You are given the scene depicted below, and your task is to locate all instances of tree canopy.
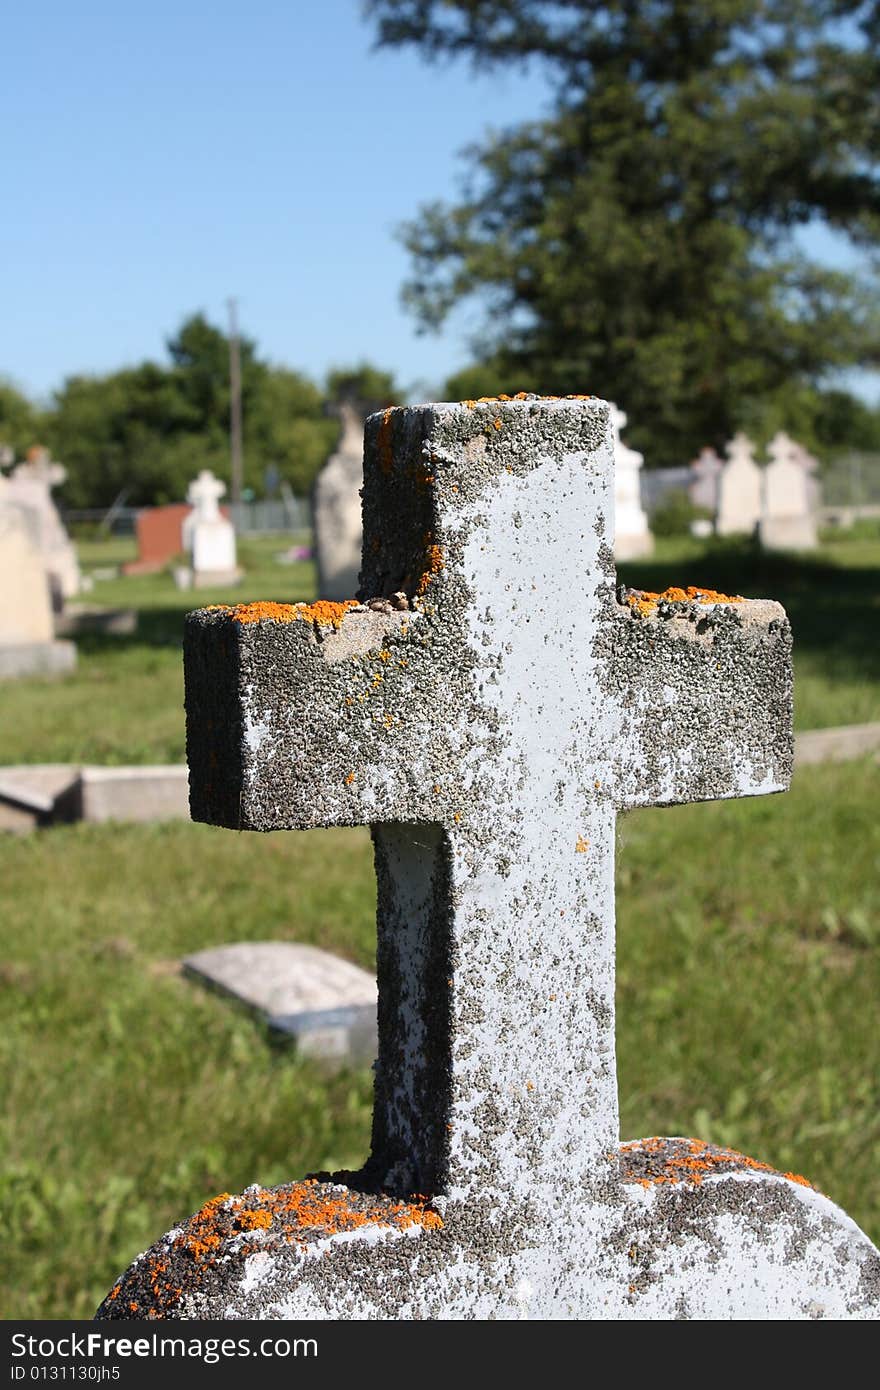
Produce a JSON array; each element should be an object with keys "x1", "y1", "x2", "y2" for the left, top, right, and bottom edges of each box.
[
  {"x1": 1, "y1": 316, "x2": 400, "y2": 509},
  {"x1": 368, "y1": 0, "x2": 880, "y2": 464}
]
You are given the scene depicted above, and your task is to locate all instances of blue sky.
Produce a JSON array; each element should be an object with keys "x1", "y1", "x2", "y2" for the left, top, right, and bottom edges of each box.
[{"x1": 2, "y1": 0, "x2": 877, "y2": 406}]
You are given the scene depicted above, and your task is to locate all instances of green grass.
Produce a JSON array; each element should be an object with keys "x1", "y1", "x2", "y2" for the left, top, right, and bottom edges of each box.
[
  {"x1": 1, "y1": 758, "x2": 876, "y2": 1318},
  {"x1": 0, "y1": 530, "x2": 876, "y2": 766}
]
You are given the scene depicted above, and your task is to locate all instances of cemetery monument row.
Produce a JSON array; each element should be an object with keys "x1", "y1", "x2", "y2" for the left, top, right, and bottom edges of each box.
[{"x1": 99, "y1": 395, "x2": 879, "y2": 1320}]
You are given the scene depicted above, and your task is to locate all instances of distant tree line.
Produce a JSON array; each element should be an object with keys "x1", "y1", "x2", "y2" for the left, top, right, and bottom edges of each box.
[{"x1": 0, "y1": 315, "x2": 400, "y2": 510}]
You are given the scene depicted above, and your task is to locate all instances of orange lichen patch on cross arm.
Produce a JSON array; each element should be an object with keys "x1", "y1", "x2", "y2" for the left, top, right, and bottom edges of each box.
[
  {"x1": 218, "y1": 600, "x2": 359, "y2": 629},
  {"x1": 620, "y1": 1137, "x2": 814, "y2": 1190},
  {"x1": 624, "y1": 586, "x2": 744, "y2": 619}
]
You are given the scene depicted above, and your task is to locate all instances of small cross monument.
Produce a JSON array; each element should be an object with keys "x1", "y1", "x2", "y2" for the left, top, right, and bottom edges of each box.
[
  {"x1": 99, "y1": 397, "x2": 879, "y2": 1320},
  {"x1": 184, "y1": 469, "x2": 239, "y2": 587}
]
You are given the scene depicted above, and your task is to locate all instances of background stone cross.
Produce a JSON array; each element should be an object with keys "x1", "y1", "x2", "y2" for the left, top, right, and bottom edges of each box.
[
  {"x1": 101, "y1": 396, "x2": 879, "y2": 1320},
  {"x1": 186, "y1": 468, "x2": 226, "y2": 523}
]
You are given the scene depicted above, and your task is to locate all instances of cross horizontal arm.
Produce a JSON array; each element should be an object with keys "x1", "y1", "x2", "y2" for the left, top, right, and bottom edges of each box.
[
  {"x1": 605, "y1": 595, "x2": 793, "y2": 811},
  {"x1": 185, "y1": 604, "x2": 458, "y2": 831}
]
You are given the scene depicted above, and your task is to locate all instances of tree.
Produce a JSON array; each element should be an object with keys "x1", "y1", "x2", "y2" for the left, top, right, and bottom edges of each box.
[
  {"x1": 367, "y1": 0, "x2": 880, "y2": 465},
  {"x1": 0, "y1": 380, "x2": 44, "y2": 458},
  {"x1": 45, "y1": 312, "x2": 402, "y2": 507},
  {"x1": 326, "y1": 363, "x2": 399, "y2": 413}
]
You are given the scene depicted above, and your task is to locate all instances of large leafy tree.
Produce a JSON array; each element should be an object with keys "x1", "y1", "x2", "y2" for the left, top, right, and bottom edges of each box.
[{"x1": 367, "y1": 0, "x2": 880, "y2": 464}]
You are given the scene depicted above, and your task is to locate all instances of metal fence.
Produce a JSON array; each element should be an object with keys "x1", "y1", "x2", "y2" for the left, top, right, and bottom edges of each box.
[{"x1": 63, "y1": 496, "x2": 313, "y2": 536}]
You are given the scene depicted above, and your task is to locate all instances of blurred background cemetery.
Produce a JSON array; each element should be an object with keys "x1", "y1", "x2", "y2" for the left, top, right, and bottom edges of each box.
[{"x1": 2, "y1": 0, "x2": 878, "y2": 1318}]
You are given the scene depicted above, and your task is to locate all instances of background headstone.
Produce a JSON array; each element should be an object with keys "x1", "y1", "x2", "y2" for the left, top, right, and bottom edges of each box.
[
  {"x1": 184, "y1": 470, "x2": 240, "y2": 587},
  {"x1": 3, "y1": 446, "x2": 81, "y2": 606},
  {"x1": 183, "y1": 941, "x2": 377, "y2": 1065},
  {"x1": 610, "y1": 403, "x2": 654, "y2": 559},
  {"x1": 715, "y1": 431, "x2": 762, "y2": 536},
  {"x1": 312, "y1": 401, "x2": 365, "y2": 600},
  {"x1": 759, "y1": 432, "x2": 818, "y2": 551},
  {"x1": 0, "y1": 476, "x2": 76, "y2": 678},
  {"x1": 123, "y1": 504, "x2": 192, "y2": 575},
  {"x1": 688, "y1": 445, "x2": 723, "y2": 514}
]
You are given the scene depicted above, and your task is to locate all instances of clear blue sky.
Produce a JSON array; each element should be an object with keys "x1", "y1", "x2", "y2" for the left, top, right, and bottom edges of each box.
[{"x1": 3, "y1": 0, "x2": 877, "y2": 406}]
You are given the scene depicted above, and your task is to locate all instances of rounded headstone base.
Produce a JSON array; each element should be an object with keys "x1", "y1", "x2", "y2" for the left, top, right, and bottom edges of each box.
[{"x1": 96, "y1": 1140, "x2": 879, "y2": 1320}]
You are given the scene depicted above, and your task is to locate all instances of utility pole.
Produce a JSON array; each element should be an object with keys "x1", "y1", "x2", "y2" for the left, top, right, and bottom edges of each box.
[{"x1": 228, "y1": 297, "x2": 244, "y2": 507}]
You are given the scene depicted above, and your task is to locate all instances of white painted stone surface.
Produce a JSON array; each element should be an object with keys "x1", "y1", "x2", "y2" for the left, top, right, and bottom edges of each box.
[
  {"x1": 716, "y1": 432, "x2": 763, "y2": 536},
  {"x1": 313, "y1": 401, "x2": 365, "y2": 601},
  {"x1": 610, "y1": 403, "x2": 654, "y2": 559}
]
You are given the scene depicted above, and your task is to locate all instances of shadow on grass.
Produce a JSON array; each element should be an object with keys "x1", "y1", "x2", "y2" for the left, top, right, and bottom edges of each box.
[{"x1": 618, "y1": 539, "x2": 880, "y2": 702}]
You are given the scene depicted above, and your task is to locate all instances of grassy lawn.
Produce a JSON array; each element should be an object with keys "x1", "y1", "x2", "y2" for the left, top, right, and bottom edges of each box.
[
  {"x1": 0, "y1": 529, "x2": 876, "y2": 766},
  {"x1": 1, "y1": 757, "x2": 876, "y2": 1318}
]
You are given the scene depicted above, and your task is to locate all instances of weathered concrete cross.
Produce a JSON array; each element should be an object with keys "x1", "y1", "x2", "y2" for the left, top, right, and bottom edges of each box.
[{"x1": 100, "y1": 397, "x2": 879, "y2": 1319}]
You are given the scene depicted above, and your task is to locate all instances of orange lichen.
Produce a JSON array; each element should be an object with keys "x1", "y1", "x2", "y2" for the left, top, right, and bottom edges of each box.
[
  {"x1": 111, "y1": 1181, "x2": 443, "y2": 1317},
  {"x1": 460, "y1": 392, "x2": 593, "y2": 406},
  {"x1": 620, "y1": 1138, "x2": 813, "y2": 1190},
  {"x1": 417, "y1": 541, "x2": 445, "y2": 596},
  {"x1": 624, "y1": 586, "x2": 743, "y2": 619},
  {"x1": 575, "y1": 835, "x2": 590, "y2": 853},
  {"x1": 215, "y1": 600, "x2": 359, "y2": 629},
  {"x1": 378, "y1": 407, "x2": 396, "y2": 476}
]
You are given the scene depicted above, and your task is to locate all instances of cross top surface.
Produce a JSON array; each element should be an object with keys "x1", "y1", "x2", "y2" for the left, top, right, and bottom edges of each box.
[
  {"x1": 100, "y1": 396, "x2": 879, "y2": 1319},
  {"x1": 186, "y1": 469, "x2": 226, "y2": 522}
]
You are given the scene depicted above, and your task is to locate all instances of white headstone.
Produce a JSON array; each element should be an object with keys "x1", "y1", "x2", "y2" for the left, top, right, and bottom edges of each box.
[
  {"x1": 759, "y1": 432, "x2": 818, "y2": 551},
  {"x1": 610, "y1": 403, "x2": 654, "y2": 559},
  {"x1": 688, "y1": 446, "x2": 723, "y2": 514},
  {"x1": 4, "y1": 447, "x2": 81, "y2": 604},
  {"x1": 312, "y1": 401, "x2": 365, "y2": 601},
  {"x1": 716, "y1": 432, "x2": 762, "y2": 536},
  {"x1": 0, "y1": 475, "x2": 76, "y2": 678},
  {"x1": 184, "y1": 471, "x2": 239, "y2": 586}
]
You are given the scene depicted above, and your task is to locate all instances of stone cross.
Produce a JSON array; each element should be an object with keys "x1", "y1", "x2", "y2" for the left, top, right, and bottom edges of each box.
[
  {"x1": 186, "y1": 469, "x2": 226, "y2": 524},
  {"x1": 100, "y1": 397, "x2": 879, "y2": 1320}
]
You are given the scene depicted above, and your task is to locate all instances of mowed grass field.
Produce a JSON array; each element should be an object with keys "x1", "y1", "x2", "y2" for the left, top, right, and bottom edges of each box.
[{"x1": 1, "y1": 527, "x2": 878, "y2": 1317}]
